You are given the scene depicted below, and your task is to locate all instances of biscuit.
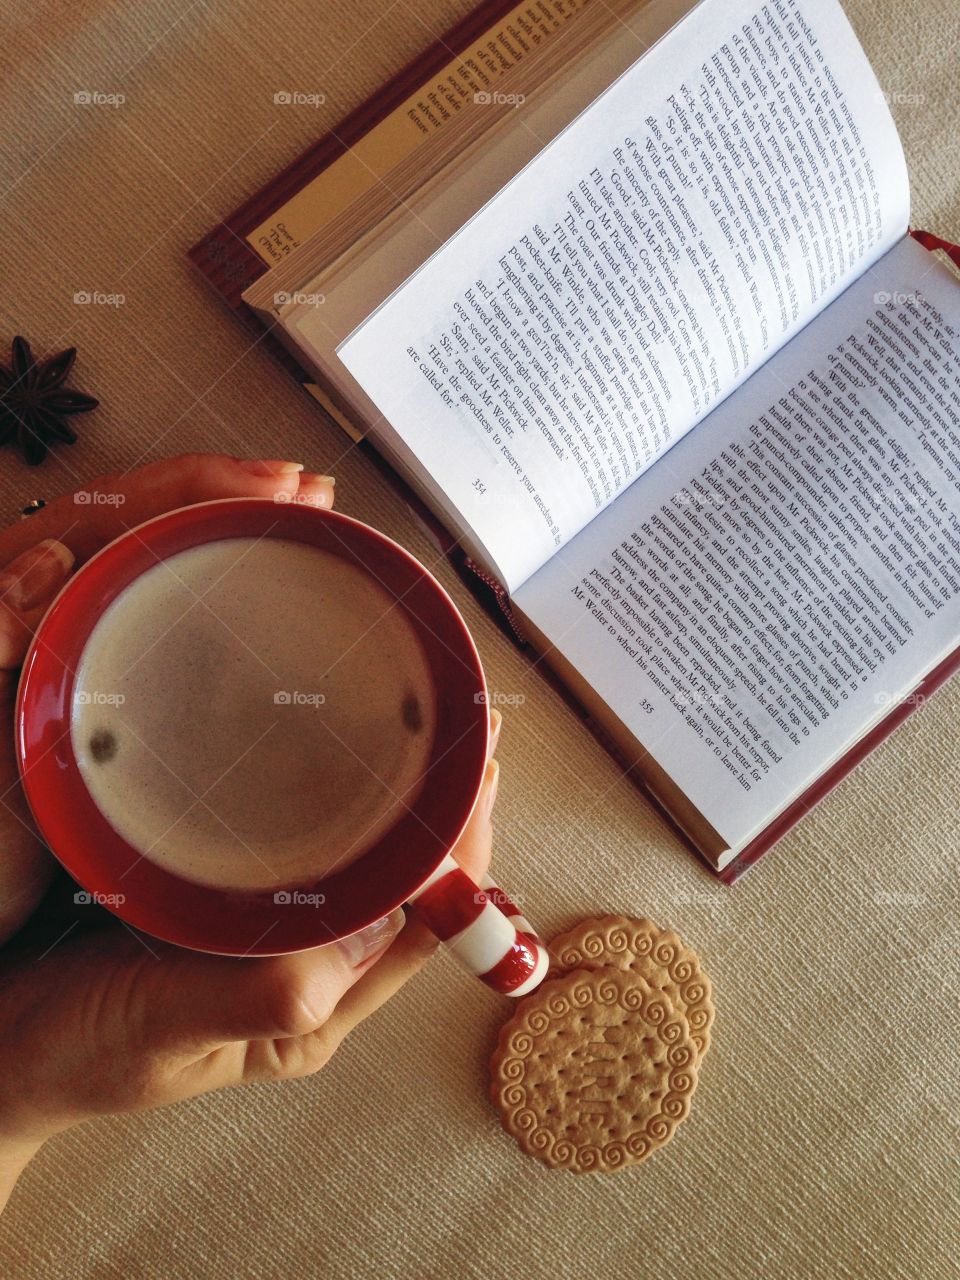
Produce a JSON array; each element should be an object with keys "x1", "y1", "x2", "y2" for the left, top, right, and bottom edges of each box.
[
  {"x1": 549, "y1": 915, "x2": 714, "y2": 1058},
  {"x1": 490, "y1": 967, "x2": 698, "y2": 1172}
]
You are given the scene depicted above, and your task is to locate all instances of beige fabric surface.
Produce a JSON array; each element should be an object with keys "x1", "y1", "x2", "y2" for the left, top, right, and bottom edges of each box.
[{"x1": 1, "y1": 1, "x2": 958, "y2": 1276}]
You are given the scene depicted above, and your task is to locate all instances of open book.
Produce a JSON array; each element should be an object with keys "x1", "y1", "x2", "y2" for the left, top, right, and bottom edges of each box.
[{"x1": 194, "y1": 0, "x2": 960, "y2": 877}]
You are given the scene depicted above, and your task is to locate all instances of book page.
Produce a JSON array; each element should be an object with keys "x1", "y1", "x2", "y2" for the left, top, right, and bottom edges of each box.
[
  {"x1": 514, "y1": 236, "x2": 960, "y2": 857},
  {"x1": 338, "y1": 0, "x2": 909, "y2": 591},
  {"x1": 275, "y1": 2, "x2": 695, "y2": 581}
]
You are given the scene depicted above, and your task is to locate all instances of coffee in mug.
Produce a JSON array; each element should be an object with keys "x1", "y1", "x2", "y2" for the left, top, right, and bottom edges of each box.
[
  {"x1": 71, "y1": 536, "x2": 438, "y2": 892},
  {"x1": 19, "y1": 498, "x2": 547, "y2": 994}
]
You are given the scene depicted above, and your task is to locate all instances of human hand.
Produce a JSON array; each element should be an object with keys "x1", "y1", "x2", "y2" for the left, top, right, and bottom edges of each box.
[
  {"x1": 0, "y1": 455, "x2": 501, "y2": 1209},
  {"x1": 0, "y1": 453, "x2": 336, "y2": 944}
]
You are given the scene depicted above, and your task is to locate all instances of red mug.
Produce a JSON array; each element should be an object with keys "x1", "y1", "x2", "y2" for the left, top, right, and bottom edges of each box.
[{"x1": 15, "y1": 498, "x2": 548, "y2": 996}]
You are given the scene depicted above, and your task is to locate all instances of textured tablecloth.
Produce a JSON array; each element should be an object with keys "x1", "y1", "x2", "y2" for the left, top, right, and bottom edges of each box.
[{"x1": 1, "y1": 1, "x2": 958, "y2": 1276}]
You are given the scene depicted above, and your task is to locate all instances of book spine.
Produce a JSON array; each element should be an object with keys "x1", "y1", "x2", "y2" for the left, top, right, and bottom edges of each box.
[
  {"x1": 188, "y1": 0, "x2": 581, "y2": 305},
  {"x1": 461, "y1": 558, "x2": 528, "y2": 644}
]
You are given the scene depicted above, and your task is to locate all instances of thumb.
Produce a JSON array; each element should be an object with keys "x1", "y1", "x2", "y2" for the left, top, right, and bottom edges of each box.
[{"x1": 140, "y1": 910, "x2": 406, "y2": 1054}]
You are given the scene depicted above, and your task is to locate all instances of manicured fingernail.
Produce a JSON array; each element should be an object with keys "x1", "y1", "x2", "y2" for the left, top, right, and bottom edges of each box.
[
  {"x1": 300, "y1": 473, "x2": 335, "y2": 486},
  {"x1": 485, "y1": 758, "x2": 500, "y2": 815},
  {"x1": 489, "y1": 708, "x2": 502, "y2": 754},
  {"x1": 239, "y1": 459, "x2": 304, "y2": 477},
  {"x1": 0, "y1": 539, "x2": 75, "y2": 610},
  {"x1": 337, "y1": 908, "x2": 405, "y2": 967}
]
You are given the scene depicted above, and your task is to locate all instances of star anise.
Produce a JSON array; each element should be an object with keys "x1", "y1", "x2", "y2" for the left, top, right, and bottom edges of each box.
[{"x1": 0, "y1": 336, "x2": 99, "y2": 466}]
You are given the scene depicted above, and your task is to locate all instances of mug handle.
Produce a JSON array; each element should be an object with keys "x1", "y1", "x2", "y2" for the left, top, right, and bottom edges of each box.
[{"x1": 406, "y1": 853, "x2": 549, "y2": 996}]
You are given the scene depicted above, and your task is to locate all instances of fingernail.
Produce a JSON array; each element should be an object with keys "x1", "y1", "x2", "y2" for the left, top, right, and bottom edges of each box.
[
  {"x1": 485, "y1": 758, "x2": 500, "y2": 815},
  {"x1": 337, "y1": 908, "x2": 405, "y2": 968},
  {"x1": 239, "y1": 459, "x2": 304, "y2": 477},
  {"x1": 489, "y1": 708, "x2": 502, "y2": 754},
  {"x1": 0, "y1": 539, "x2": 75, "y2": 610},
  {"x1": 300, "y1": 473, "x2": 335, "y2": 486}
]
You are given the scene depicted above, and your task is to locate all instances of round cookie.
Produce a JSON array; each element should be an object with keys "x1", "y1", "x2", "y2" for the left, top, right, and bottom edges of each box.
[
  {"x1": 490, "y1": 967, "x2": 699, "y2": 1173},
  {"x1": 548, "y1": 915, "x2": 714, "y2": 1059}
]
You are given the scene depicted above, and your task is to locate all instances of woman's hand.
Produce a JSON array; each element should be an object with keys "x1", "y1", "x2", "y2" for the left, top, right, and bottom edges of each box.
[
  {"x1": 0, "y1": 455, "x2": 501, "y2": 1211},
  {"x1": 0, "y1": 454, "x2": 337, "y2": 944}
]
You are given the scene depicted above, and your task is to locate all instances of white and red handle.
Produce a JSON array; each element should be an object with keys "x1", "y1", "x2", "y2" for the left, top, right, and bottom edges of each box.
[{"x1": 406, "y1": 854, "x2": 548, "y2": 996}]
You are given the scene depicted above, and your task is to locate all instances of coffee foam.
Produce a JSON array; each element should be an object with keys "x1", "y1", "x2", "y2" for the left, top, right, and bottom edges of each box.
[{"x1": 71, "y1": 537, "x2": 437, "y2": 891}]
